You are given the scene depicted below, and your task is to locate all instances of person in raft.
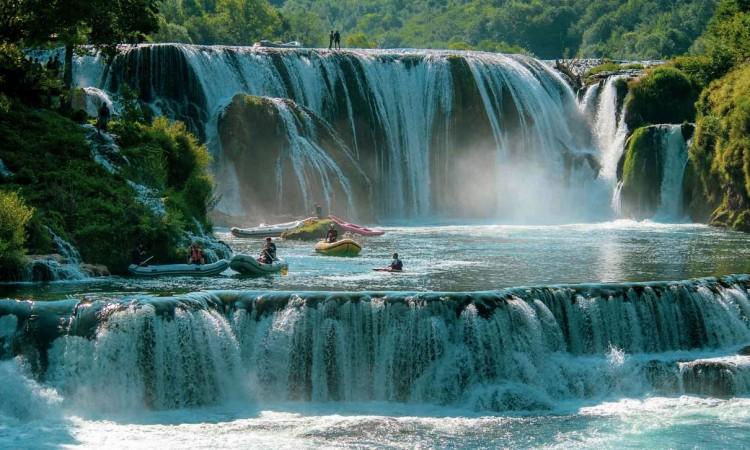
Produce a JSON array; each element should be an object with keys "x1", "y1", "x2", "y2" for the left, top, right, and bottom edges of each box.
[
  {"x1": 188, "y1": 242, "x2": 205, "y2": 265},
  {"x1": 325, "y1": 223, "x2": 338, "y2": 243},
  {"x1": 131, "y1": 243, "x2": 147, "y2": 266},
  {"x1": 390, "y1": 253, "x2": 403, "y2": 271},
  {"x1": 258, "y1": 237, "x2": 277, "y2": 264}
]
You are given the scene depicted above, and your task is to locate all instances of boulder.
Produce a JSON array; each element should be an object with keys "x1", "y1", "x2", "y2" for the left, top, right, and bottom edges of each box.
[{"x1": 281, "y1": 219, "x2": 343, "y2": 241}]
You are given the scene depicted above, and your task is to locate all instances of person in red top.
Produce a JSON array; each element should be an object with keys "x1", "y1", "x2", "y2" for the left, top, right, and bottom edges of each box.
[{"x1": 187, "y1": 242, "x2": 205, "y2": 265}]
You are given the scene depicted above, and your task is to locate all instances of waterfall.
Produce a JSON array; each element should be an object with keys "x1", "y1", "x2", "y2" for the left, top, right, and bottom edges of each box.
[
  {"x1": 653, "y1": 125, "x2": 689, "y2": 221},
  {"x1": 270, "y1": 98, "x2": 357, "y2": 215},
  {"x1": 70, "y1": 45, "x2": 604, "y2": 221},
  {"x1": 588, "y1": 76, "x2": 629, "y2": 182},
  {"x1": 3, "y1": 276, "x2": 750, "y2": 412}
]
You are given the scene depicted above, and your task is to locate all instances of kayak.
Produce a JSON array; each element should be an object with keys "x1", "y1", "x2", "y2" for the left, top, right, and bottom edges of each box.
[
  {"x1": 328, "y1": 215, "x2": 385, "y2": 236},
  {"x1": 230, "y1": 254, "x2": 288, "y2": 275},
  {"x1": 373, "y1": 268, "x2": 403, "y2": 273},
  {"x1": 314, "y1": 239, "x2": 362, "y2": 257},
  {"x1": 231, "y1": 220, "x2": 302, "y2": 238},
  {"x1": 128, "y1": 259, "x2": 229, "y2": 277}
]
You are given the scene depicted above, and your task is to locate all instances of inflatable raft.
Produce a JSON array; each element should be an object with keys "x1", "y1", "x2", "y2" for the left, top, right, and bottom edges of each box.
[
  {"x1": 231, "y1": 220, "x2": 302, "y2": 238},
  {"x1": 128, "y1": 260, "x2": 229, "y2": 277},
  {"x1": 329, "y1": 215, "x2": 385, "y2": 236},
  {"x1": 314, "y1": 239, "x2": 362, "y2": 257},
  {"x1": 230, "y1": 254, "x2": 288, "y2": 275}
]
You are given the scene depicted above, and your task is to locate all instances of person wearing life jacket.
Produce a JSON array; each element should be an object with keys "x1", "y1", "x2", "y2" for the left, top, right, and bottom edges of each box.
[
  {"x1": 188, "y1": 242, "x2": 205, "y2": 265},
  {"x1": 389, "y1": 253, "x2": 403, "y2": 271},
  {"x1": 258, "y1": 237, "x2": 277, "y2": 264},
  {"x1": 325, "y1": 223, "x2": 338, "y2": 243}
]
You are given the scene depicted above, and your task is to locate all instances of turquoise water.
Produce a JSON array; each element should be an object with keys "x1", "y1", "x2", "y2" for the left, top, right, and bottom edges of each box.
[
  {"x1": 2, "y1": 221, "x2": 749, "y2": 298},
  {"x1": 2, "y1": 221, "x2": 750, "y2": 449}
]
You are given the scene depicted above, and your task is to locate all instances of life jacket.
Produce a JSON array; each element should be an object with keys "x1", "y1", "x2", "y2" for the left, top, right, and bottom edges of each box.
[{"x1": 190, "y1": 246, "x2": 202, "y2": 261}]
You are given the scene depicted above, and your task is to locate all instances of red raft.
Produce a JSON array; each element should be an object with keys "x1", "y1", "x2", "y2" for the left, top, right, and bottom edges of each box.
[{"x1": 329, "y1": 215, "x2": 385, "y2": 236}]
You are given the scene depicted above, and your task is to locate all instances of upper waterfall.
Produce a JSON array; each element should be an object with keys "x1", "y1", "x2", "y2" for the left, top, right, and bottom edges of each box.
[{"x1": 71, "y1": 44, "x2": 607, "y2": 222}]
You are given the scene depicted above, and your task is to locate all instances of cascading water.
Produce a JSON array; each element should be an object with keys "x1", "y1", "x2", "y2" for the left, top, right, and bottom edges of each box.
[
  {"x1": 653, "y1": 124, "x2": 689, "y2": 221},
  {"x1": 2, "y1": 276, "x2": 749, "y2": 413},
  {"x1": 591, "y1": 76, "x2": 629, "y2": 182},
  {"x1": 69, "y1": 45, "x2": 607, "y2": 222},
  {"x1": 270, "y1": 98, "x2": 357, "y2": 216}
]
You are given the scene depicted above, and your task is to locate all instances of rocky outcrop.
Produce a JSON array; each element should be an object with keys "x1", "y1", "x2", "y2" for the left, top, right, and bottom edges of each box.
[{"x1": 217, "y1": 94, "x2": 372, "y2": 223}]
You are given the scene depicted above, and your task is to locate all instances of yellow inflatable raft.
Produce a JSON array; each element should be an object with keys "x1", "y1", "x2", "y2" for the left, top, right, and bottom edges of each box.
[{"x1": 314, "y1": 239, "x2": 362, "y2": 257}]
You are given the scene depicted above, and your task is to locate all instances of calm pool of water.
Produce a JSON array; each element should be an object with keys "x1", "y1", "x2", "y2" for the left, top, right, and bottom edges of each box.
[{"x1": 2, "y1": 220, "x2": 749, "y2": 299}]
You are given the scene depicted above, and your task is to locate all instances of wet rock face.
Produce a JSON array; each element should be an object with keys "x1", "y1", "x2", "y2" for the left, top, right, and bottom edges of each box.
[
  {"x1": 680, "y1": 358, "x2": 750, "y2": 398},
  {"x1": 217, "y1": 94, "x2": 372, "y2": 223}
]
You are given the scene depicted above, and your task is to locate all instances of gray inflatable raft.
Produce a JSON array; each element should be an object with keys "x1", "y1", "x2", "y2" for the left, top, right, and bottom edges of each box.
[
  {"x1": 230, "y1": 254, "x2": 288, "y2": 275},
  {"x1": 128, "y1": 259, "x2": 230, "y2": 277}
]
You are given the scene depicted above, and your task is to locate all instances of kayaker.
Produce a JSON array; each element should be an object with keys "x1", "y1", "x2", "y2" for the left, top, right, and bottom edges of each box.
[
  {"x1": 389, "y1": 253, "x2": 403, "y2": 271},
  {"x1": 325, "y1": 223, "x2": 338, "y2": 243},
  {"x1": 188, "y1": 242, "x2": 205, "y2": 265}
]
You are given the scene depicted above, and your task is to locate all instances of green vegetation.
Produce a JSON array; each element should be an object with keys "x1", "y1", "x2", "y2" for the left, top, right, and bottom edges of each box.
[
  {"x1": 3, "y1": 0, "x2": 159, "y2": 89},
  {"x1": 152, "y1": 0, "x2": 720, "y2": 58},
  {"x1": 688, "y1": 64, "x2": 750, "y2": 230},
  {"x1": 625, "y1": 66, "x2": 699, "y2": 129},
  {"x1": 0, "y1": 190, "x2": 33, "y2": 272},
  {"x1": 154, "y1": 0, "x2": 284, "y2": 45},
  {"x1": 620, "y1": 127, "x2": 663, "y2": 219},
  {"x1": 281, "y1": 219, "x2": 340, "y2": 240},
  {"x1": 0, "y1": 103, "x2": 213, "y2": 275}
]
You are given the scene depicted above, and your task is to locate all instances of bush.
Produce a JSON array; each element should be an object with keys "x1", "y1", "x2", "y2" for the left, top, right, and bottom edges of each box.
[
  {"x1": 114, "y1": 116, "x2": 213, "y2": 232},
  {"x1": 0, "y1": 190, "x2": 33, "y2": 270},
  {"x1": 0, "y1": 105, "x2": 212, "y2": 273},
  {"x1": 625, "y1": 66, "x2": 699, "y2": 129}
]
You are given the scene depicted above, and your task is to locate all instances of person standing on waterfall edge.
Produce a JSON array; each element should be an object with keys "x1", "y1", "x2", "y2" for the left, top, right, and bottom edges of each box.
[
  {"x1": 334, "y1": 30, "x2": 341, "y2": 50},
  {"x1": 328, "y1": 30, "x2": 335, "y2": 50}
]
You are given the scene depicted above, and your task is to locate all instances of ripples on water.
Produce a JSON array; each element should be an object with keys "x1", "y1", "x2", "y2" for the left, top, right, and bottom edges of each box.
[
  {"x1": 2, "y1": 221, "x2": 750, "y2": 449},
  {"x1": 2, "y1": 221, "x2": 749, "y2": 299}
]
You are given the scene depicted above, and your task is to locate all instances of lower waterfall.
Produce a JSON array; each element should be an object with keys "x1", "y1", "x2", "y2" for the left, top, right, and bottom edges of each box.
[{"x1": 2, "y1": 276, "x2": 749, "y2": 413}]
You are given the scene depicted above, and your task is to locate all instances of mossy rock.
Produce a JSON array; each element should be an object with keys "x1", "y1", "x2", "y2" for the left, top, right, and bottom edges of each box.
[
  {"x1": 689, "y1": 63, "x2": 750, "y2": 232},
  {"x1": 625, "y1": 66, "x2": 699, "y2": 129},
  {"x1": 281, "y1": 219, "x2": 342, "y2": 241},
  {"x1": 619, "y1": 127, "x2": 663, "y2": 219}
]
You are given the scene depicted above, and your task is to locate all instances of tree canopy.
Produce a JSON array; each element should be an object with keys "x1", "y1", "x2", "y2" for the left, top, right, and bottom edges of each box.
[{"x1": 153, "y1": 0, "x2": 721, "y2": 59}]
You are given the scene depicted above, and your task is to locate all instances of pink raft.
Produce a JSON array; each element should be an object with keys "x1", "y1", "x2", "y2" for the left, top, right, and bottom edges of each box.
[{"x1": 329, "y1": 215, "x2": 385, "y2": 236}]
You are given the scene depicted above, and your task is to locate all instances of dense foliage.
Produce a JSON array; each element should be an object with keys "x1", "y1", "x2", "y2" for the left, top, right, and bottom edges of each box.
[
  {"x1": 1, "y1": 0, "x2": 159, "y2": 88},
  {"x1": 0, "y1": 103, "x2": 213, "y2": 274},
  {"x1": 0, "y1": 190, "x2": 33, "y2": 272},
  {"x1": 688, "y1": 64, "x2": 750, "y2": 230},
  {"x1": 153, "y1": 0, "x2": 718, "y2": 59},
  {"x1": 625, "y1": 66, "x2": 699, "y2": 129}
]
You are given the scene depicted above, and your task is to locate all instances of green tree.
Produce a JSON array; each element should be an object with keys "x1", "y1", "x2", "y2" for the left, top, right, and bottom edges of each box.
[
  {"x1": 345, "y1": 32, "x2": 376, "y2": 48},
  {"x1": 0, "y1": 190, "x2": 33, "y2": 270},
  {"x1": 19, "y1": 0, "x2": 160, "y2": 89}
]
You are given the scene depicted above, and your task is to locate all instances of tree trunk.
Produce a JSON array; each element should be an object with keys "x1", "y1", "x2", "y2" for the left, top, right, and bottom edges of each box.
[{"x1": 63, "y1": 43, "x2": 74, "y2": 90}]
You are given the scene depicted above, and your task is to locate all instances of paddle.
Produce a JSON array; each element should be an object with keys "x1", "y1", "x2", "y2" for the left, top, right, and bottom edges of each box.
[{"x1": 139, "y1": 256, "x2": 154, "y2": 266}]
